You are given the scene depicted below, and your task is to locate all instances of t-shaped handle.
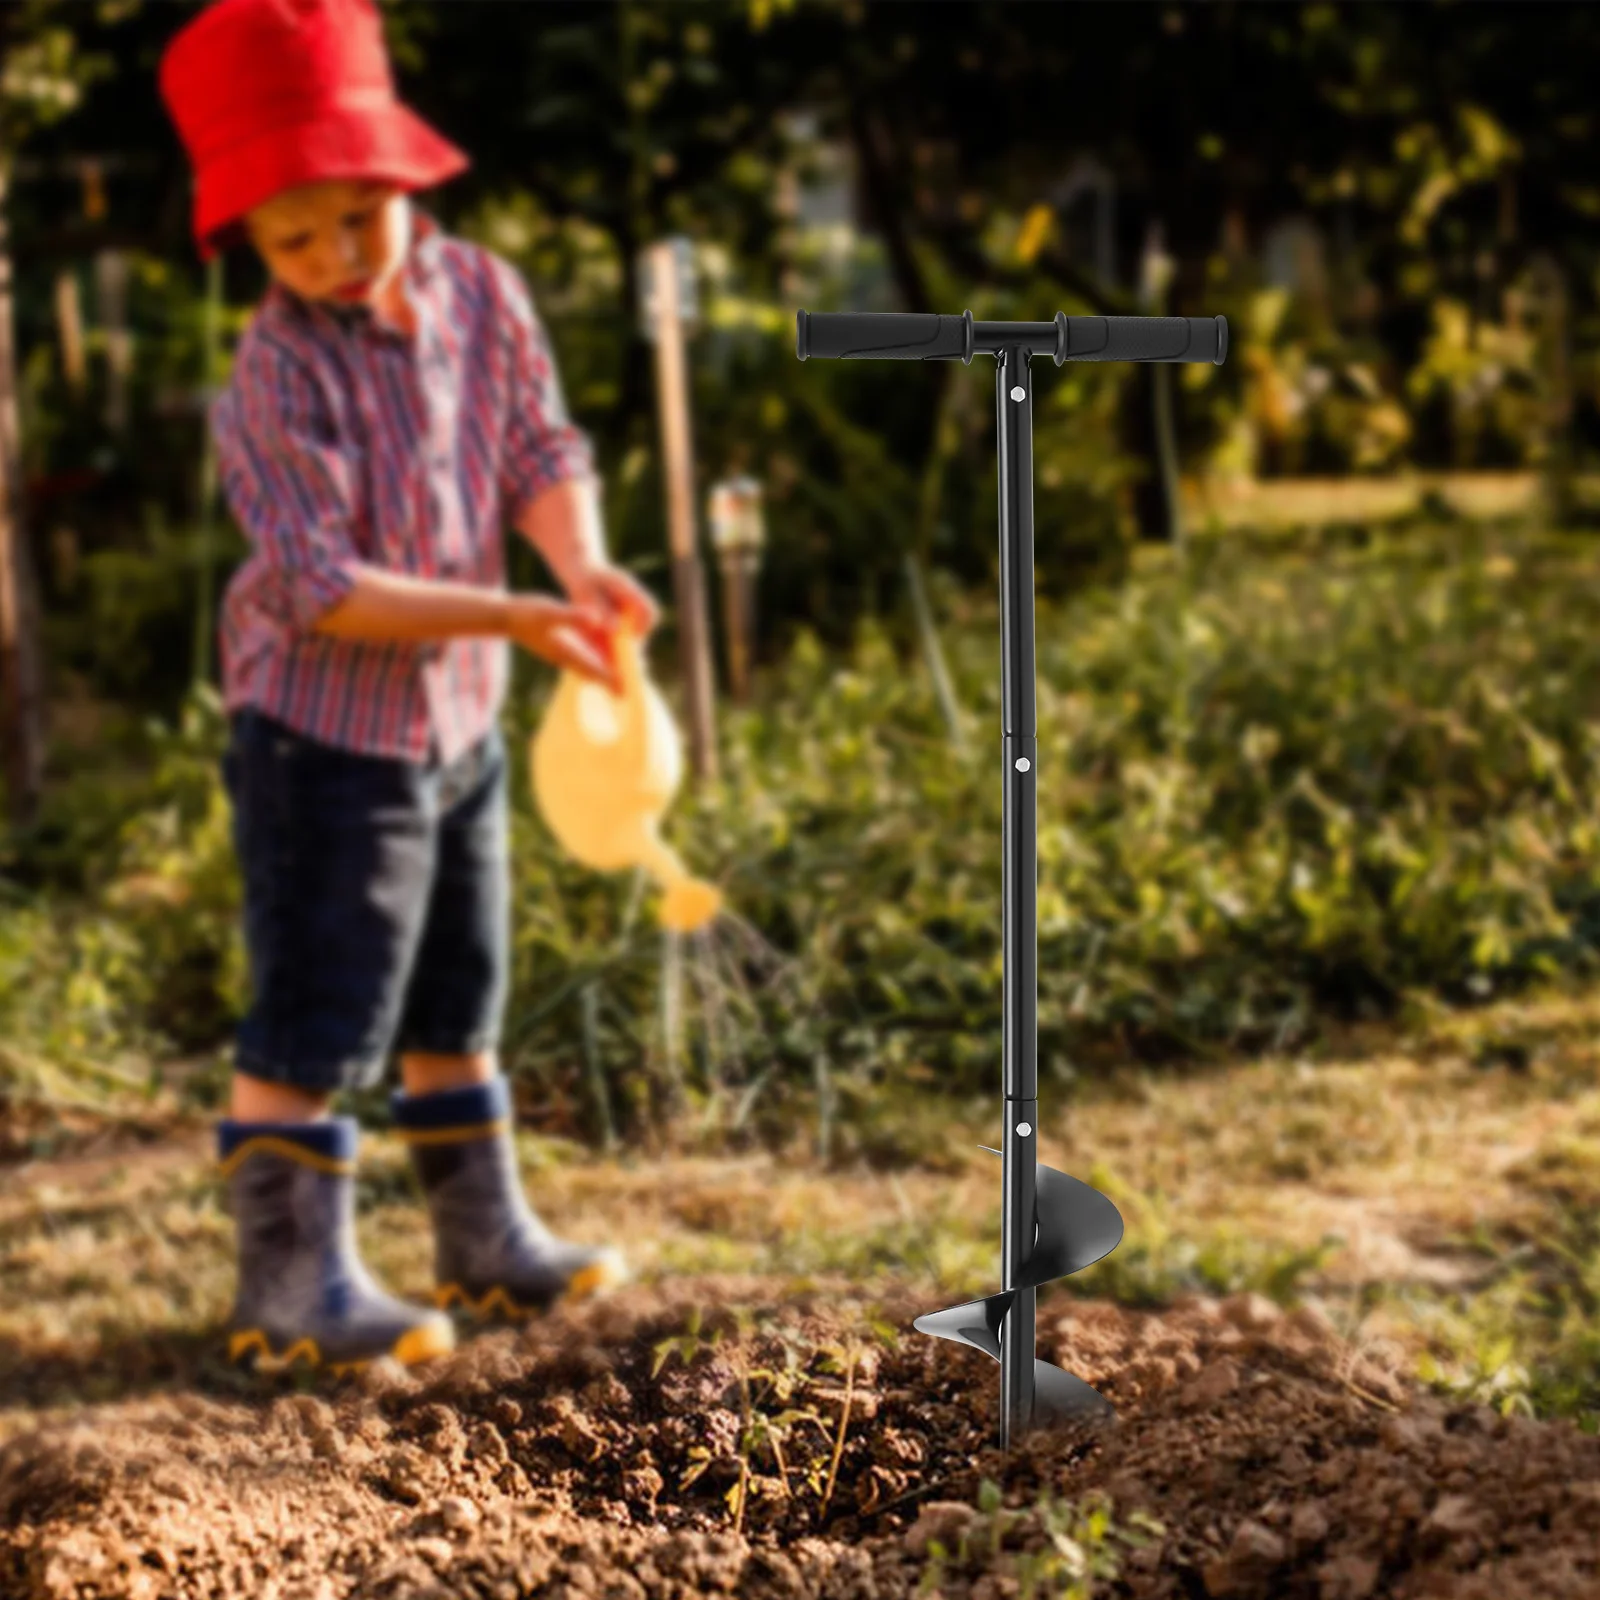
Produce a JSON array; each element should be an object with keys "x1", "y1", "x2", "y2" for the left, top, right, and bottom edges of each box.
[{"x1": 796, "y1": 309, "x2": 1227, "y2": 366}]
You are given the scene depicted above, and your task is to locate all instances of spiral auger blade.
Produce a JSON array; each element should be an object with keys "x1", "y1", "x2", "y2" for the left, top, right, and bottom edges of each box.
[{"x1": 913, "y1": 1149, "x2": 1124, "y2": 1427}]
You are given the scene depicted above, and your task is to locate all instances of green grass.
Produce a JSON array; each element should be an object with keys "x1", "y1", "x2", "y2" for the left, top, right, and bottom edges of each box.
[
  {"x1": 1395, "y1": 1165, "x2": 1600, "y2": 1429},
  {"x1": 916, "y1": 1478, "x2": 1165, "y2": 1600},
  {"x1": 10, "y1": 520, "x2": 1600, "y2": 1143}
]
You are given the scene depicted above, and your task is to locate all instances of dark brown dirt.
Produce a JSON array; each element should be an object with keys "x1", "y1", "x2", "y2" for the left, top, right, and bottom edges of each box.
[{"x1": 1, "y1": 1275, "x2": 1596, "y2": 1599}]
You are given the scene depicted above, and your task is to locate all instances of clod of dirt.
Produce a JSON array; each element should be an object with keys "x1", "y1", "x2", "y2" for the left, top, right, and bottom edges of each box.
[
  {"x1": 1202, "y1": 1518, "x2": 1287, "y2": 1597},
  {"x1": 1, "y1": 1275, "x2": 1597, "y2": 1599},
  {"x1": 902, "y1": 1500, "x2": 977, "y2": 1557}
]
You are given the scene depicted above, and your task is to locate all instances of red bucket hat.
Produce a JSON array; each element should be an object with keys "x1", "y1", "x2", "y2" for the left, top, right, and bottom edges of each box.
[{"x1": 159, "y1": 0, "x2": 469, "y2": 261}]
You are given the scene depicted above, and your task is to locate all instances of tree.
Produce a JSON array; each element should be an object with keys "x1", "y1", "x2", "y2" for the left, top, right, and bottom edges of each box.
[{"x1": 0, "y1": 0, "x2": 119, "y2": 824}]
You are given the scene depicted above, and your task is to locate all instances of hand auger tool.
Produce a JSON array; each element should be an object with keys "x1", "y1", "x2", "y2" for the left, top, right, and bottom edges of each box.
[{"x1": 796, "y1": 307, "x2": 1229, "y2": 1449}]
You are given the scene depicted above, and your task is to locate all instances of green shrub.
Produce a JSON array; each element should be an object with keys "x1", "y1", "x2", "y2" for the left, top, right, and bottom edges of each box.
[{"x1": 8, "y1": 523, "x2": 1600, "y2": 1136}]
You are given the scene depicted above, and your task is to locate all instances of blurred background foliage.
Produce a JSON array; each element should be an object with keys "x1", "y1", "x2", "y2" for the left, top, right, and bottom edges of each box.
[
  {"x1": 12, "y1": 521, "x2": 1600, "y2": 1146},
  {"x1": 4, "y1": 1, "x2": 1600, "y2": 1139},
  {"x1": 5, "y1": 0, "x2": 1599, "y2": 703}
]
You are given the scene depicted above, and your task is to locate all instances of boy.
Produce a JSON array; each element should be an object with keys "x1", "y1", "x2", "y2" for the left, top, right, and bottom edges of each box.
[{"x1": 159, "y1": 0, "x2": 657, "y2": 1374}]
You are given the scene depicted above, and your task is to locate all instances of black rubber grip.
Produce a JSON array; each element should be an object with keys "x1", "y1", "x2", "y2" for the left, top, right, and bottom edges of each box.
[
  {"x1": 1055, "y1": 313, "x2": 1226, "y2": 365},
  {"x1": 796, "y1": 310, "x2": 973, "y2": 364}
]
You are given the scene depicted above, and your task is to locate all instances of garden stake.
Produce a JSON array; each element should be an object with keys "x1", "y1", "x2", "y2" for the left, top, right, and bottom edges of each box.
[{"x1": 796, "y1": 307, "x2": 1229, "y2": 1448}]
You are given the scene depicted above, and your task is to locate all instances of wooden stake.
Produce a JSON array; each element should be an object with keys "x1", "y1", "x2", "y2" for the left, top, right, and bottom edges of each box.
[
  {"x1": 95, "y1": 249, "x2": 131, "y2": 436},
  {"x1": 0, "y1": 163, "x2": 45, "y2": 824},
  {"x1": 53, "y1": 269, "x2": 84, "y2": 394},
  {"x1": 718, "y1": 550, "x2": 753, "y2": 705},
  {"x1": 738, "y1": 555, "x2": 759, "y2": 700},
  {"x1": 647, "y1": 240, "x2": 718, "y2": 787}
]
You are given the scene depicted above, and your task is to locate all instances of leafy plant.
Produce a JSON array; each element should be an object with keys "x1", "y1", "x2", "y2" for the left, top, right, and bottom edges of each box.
[
  {"x1": 651, "y1": 1305, "x2": 879, "y2": 1531},
  {"x1": 1406, "y1": 1184, "x2": 1600, "y2": 1431},
  {"x1": 918, "y1": 1479, "x2": 1165, "y2": 1600}
]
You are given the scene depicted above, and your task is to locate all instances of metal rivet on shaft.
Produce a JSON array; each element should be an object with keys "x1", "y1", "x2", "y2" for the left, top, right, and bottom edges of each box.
[
  {"x1": 1016, "y1": 1121, "x2": 1032, "y2": 1136},
  {"x1": 1015, "y1": 757, "x2": 1030, "y2": 771},
  {"x1": 1010, "y1": 385, "x2": 1025, "y2": 401}
]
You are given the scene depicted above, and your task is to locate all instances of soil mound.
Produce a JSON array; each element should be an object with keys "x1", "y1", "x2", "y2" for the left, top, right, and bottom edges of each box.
[{"x1": 1, "y1": 1276, "x2": 1596, "y2": 1599}]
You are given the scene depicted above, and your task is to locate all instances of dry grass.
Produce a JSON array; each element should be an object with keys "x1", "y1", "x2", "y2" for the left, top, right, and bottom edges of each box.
[
  {"x1": 1180, "y1": 471, "x2": 1600, "y2": 529},
  {"x1": 3, "y1": 984, "x2": 1600, "y2": 1440}
]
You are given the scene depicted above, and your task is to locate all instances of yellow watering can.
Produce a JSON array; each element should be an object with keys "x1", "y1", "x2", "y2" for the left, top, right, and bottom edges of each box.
[{"x1": 531, "y1": 617, "x2": 723, "y2": 934}]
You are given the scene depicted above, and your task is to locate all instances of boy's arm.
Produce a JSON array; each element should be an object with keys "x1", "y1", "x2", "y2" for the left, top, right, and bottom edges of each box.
[
  {"x1": 213, "y1": 336, "x2": 615, "y2": 676},
  {"x1": 516, "y1": 474, "x2": 659, "y2": 643},
  {"x1": 311, "y1": 564, "x2": 617, "y2": 690},
  {"x1": 213, "y1": 335, "x2": 364, "y2": 632},
  {"x1": 492, "y1": 267, "x2": 659, "y2": 633},
  {"x1": 214, "y1": 340, "x2": 513, "y2": 642},
  {"x1": 313, "y1": 565, "x2": 514, "y2": 641},
  {"x1": 485, "y1": 253, "x2": 610, "y2": 590},
  {"x1": 512, "y1": 476, "x2": 607, "y2": 597}
]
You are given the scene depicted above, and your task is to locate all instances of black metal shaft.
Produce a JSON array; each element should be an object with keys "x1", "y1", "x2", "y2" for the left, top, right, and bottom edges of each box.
[{"x1": 997, "y1": 345, "x2": 1039, "y2": 1449}]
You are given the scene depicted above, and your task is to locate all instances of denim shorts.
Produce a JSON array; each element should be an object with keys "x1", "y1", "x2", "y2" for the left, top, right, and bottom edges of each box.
[{"x1": 222, "y1": 708, "x2": 510, "y2": 1095}]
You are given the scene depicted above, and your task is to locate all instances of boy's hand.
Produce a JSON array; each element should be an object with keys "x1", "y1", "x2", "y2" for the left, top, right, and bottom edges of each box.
[
  {"x1": 507, "y1": 594, "x2": 622, "y2": 695},
  {"x1": 563, "y1": 560, "x2": 659, "y2": 640}
]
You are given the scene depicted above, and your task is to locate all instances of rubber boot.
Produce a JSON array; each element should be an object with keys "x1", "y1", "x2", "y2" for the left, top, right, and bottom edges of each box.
[
  {"x1": 393, "y1": 1077, "x2": 629, "y2": 1323},
  {"x1": 218, "y1": 1115, "x2": 456, "y2": 1375}
]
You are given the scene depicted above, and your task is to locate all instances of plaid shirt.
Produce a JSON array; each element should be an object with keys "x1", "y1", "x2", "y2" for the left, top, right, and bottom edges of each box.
[{"x1": 211, "y1": 209, "x2": 595, "y2": 764}]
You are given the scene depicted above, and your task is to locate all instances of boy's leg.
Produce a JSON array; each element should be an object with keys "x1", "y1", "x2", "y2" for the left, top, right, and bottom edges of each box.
[
  {"x1": 398, "y1": 1049, "x2": 496, "y2": 1096},
  {"x1": 393, "y1": 722, "x2": 512, "y2": 1086},
  {"x1": 392, "y1": 726, "x2": 627, "y2": 1321},
  {"x1": 232, "y1": 1072, "x2": 330, "y2": 1121},
  {"x1": 218, "y1": 709, "x2": 455, "y2": 1372},
  {"x1": 227, "y1": 709, "x2": 436, "y2": 1099}
]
